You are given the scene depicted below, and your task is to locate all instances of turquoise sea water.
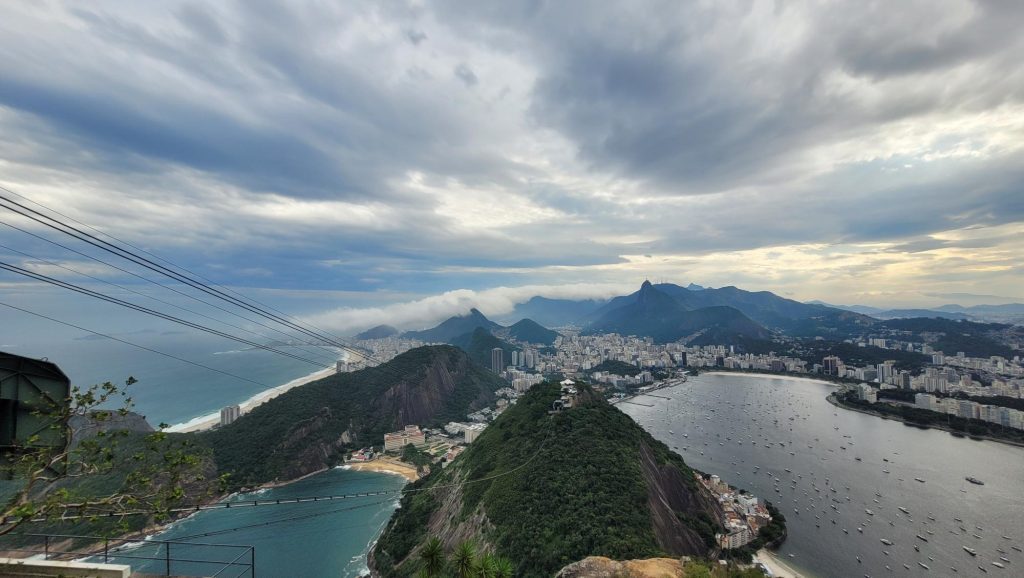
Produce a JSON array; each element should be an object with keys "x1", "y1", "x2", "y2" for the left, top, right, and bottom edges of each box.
[
  {"x1": 5, "y1": 334, "x2": 407, "y2": 577},
  {"x1": 4, "y1": 333, "x2": 336, "y2": 427},
  {"x1": 103, "y1": 468, "x2": 407, "y2": 577}
]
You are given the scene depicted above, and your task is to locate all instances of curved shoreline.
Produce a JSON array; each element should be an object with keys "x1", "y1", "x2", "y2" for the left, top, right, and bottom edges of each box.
[
  {"x1": 827, "y1": 394, "x2": 1024, "y2": 449},
  {"x1": 755, "y1": 549, "x2": 807, "y2": 578},
  {"x1": 167, "y1": 366, "x2": 337, "y2": 433}
]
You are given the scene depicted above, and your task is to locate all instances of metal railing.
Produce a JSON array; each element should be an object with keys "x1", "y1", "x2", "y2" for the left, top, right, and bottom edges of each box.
[{"x1": 4, "y1": 533, "x2": 254, "y2": 577}]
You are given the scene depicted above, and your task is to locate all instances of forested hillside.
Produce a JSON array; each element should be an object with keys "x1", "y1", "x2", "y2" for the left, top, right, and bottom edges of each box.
[
  {"x1": 372, "y1": 381, "x2": 722, "y2": 577},
  {"x1": 203, "y1": 346, "x2": 505, "y2": 489}
]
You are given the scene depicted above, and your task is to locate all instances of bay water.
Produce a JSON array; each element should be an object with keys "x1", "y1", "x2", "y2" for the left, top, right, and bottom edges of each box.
[{"x1": 619, "y1": 372, "x2": 1024, "y2": 578}]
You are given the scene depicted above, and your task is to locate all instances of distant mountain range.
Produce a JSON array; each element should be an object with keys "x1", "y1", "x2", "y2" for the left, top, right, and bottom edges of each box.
[
  {"x1": 386, "y1": 309, "x2": 559, "y2": 376},
  {"x1": 505, "y1": 296, "x2": 609, "y2": 327},
  {"x1": 584, "y1": 281, "x2": 773, "y2": 345},
  {"x1": 577, "y1": 281, "x2": 874, "y2": 343},
  {"x1": 358, "y1": 283, "x2": 1021, "y2": 359},
  {"x1": 810, "y1": 300, "x2": 1024, "y2": 324},
  {"x1": 503, "y1": 318, "x2": 560, "y2": 346},
  {"x1": 353, "y1": 324, "x2": 398, "y2": 340},
  {"x1": 870, "y1": 309, "x2": 972, "y2": 321},
  {"x1": 395, "y1": 281, "x2": 884, "y2": 352},
  {"x1": 401, "y1": 308, "x2": 502, "y2": 343}
]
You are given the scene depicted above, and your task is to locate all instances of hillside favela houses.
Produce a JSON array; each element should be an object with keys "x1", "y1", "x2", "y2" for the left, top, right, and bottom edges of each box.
[{"x1": 699, "y1": 474, "x2": 774, "y2": 550}]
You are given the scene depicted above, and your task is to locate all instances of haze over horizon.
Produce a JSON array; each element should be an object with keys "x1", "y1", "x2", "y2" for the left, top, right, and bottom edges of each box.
[{"x1": 3, "y1": 1, "x2": 1024, "y2": 337}]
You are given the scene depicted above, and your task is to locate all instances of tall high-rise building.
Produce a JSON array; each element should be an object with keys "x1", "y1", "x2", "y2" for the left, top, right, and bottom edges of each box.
[
  {"x1": 220, "y1": 404, "x2": 241, "y2": 427},
  {"x1": 491, "y1": 347, "x2": 504, "y2": 374},
  {"x1": 524, "y1": 350, "x2": 536, "y2": 369},
  {"x1": 822, "y1": 355, "x2": 841, "y2": 376}
]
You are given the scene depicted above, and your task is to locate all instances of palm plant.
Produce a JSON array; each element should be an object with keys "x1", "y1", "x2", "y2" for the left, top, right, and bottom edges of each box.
[
  {"x1": 493, "y1": 557, "x2": 514, "y2": 578},
  {"x1": 452, "y1": 540, "x2": 478, "y2": 578},
  {"x1": 476, "y1": 553, "x2": 497, "y2": 578},
  {"x1": 419, "y1": 536, "x2": 445, "y2": 578}
]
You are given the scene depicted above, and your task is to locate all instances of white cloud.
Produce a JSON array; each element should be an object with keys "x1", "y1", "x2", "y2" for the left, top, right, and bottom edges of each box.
[{"x1": 305, "y1": 282, "x2": 630, "y2": 333}]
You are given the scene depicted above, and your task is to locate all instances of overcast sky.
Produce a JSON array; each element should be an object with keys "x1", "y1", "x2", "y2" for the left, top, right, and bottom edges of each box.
[{"x1": 2, "y1": 0, "x2": 1023, "y2": 335}]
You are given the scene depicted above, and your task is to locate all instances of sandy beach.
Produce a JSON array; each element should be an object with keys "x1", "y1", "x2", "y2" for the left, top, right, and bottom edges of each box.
[
  {"x1": 754, "y1": 549, "x2": 805, "y2": 578},
  {"x1": 345, "y1": 457, "x2": 419, "y2": 482},
  {"x1": 167, "y1": 366, "x2": 336, "y2": 433}
]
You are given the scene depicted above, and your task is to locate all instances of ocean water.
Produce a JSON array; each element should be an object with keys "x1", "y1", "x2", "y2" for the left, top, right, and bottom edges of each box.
[
  {"x1": 3, "y1": 333, "x2": 339, "y2": 427},
  {"x1": 101, "y1": 467, "x2": 407, "y2": 578},
  {"x1": 620, "y1": 373, "x2": 1024, "y2": 578}
]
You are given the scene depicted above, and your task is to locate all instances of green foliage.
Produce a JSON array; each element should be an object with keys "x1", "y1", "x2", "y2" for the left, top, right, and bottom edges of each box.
[
  {"x1": 204, "y1": 346, "x2": 505, "y2": 488},
  {"x1": 371, "y1": 475, "x2": 438, "y2": 571},
  {"x1": 452, "y1": 540, "x2": 478, "y2": 578},
  {"x1": 879, "y1": 318, "x2": 1015, "y2": 358},
  {"x1": 376, "y1": 382, "x2": 715, "y2": 577},
  {"x1": 590, "y1": 360, "x2": 642, "y2": 377},
  {"x1": 401, "y1": 444, "x2": 434, "y2": 473},
  {"x1": 678, "y1": 511, "x2": 718, "y2": 550},
  {"x1": 419, "y1": 536, "x2": 445, "y2": 578},
  {"x1": 1, "y1": 379, "x2": 211, "y2": 542}
]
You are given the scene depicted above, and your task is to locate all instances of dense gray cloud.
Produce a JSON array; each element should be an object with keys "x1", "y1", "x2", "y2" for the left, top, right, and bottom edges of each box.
[{"x1": 0, "y1": 0, "x2": 1022, "y2": 318}]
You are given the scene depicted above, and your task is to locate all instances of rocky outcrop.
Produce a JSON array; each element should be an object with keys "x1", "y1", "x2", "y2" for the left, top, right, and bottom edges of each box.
[
  {"x1": 278, "y1": 408, "x2": 347, "y2": 479},
  {"x1": 556, "y1": 556, "x2": 687, "y2": 578},
  {"x1": 70, "y1": 410, "x2": 154, "y2": 446},
  {"x1": 639, "y1": 442, "x2": 722, "y2": 555},
  {"x1": 378, "y1": 354, "x2": 461, "y2": 427}
]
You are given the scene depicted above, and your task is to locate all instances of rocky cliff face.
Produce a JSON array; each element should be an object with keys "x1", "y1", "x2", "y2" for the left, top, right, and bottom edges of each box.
[
  {"x1": 555, "y1": 556, "x2": 687, "y2": 578},
  {"x1": 70, "y1": 410, "x2": 154, "y2": 446},
  {"x1": 376, "y1": 352, "x2": 463, "y2": 427},
  {"x1": 639, "y1": 442, "x2": 723, "y2": 554}
]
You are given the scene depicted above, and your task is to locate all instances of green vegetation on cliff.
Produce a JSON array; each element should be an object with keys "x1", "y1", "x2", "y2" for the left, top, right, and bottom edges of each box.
[
  {"x1": 203, "y1": 345, "x2": 505, "y2": 489},
  {"x1": 373, "y1": 381, "x2": 721, "y2": 577},
  {"x1": 590, "y1": 359, "x2": 642, "y2": 376}
]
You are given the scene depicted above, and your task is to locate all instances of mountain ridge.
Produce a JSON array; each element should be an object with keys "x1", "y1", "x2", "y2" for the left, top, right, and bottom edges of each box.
[
  {"x1": 584, "y1": 282, "x2": 773, "y2": 345},
  {"x1": 371, "y1": 381, "x2": 723, "y2": 577},
  {"x1": 203, "y1": 345, "x2": 506, "y2": 489},
  {"x1": 354, "y1": 324, "x2": 399, "y2": 340},
  {"x1": 402, "y1": 308, "x2": 502, "y2": 342},
  {"x1": 504, "y1": 318, "x2": 560, "y2": 345}
]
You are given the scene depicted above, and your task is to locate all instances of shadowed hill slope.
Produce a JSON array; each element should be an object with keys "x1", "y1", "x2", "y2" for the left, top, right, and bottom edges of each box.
[{"x1": 203, "y1": 345, "x2": 505, "y2": 489}]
